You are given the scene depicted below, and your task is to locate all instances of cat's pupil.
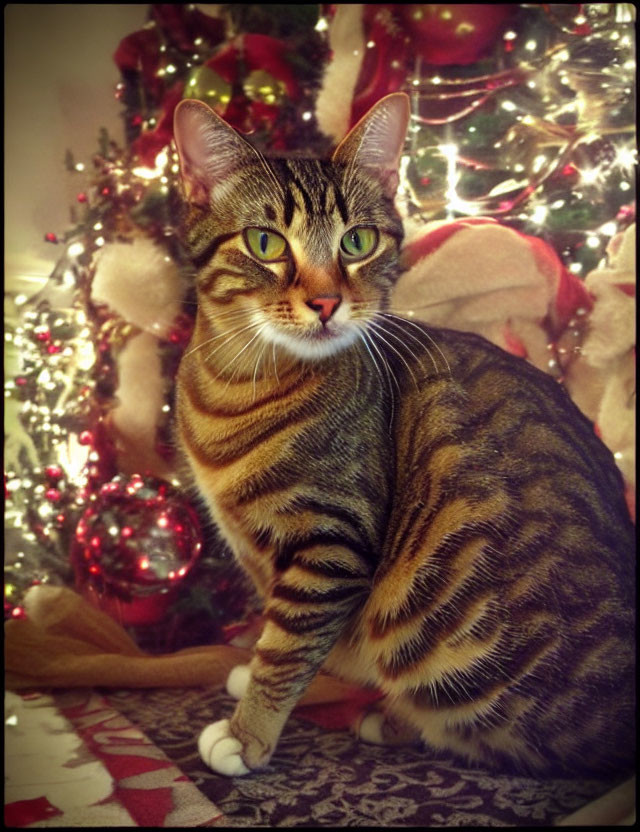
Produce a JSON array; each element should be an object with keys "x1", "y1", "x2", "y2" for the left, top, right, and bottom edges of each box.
[
  {"x1": 350, "y1": 230, "x2": 362, "y2": 251},
  {"x1": 260, "y1": 232, "x2": 268, "y2": 254}
]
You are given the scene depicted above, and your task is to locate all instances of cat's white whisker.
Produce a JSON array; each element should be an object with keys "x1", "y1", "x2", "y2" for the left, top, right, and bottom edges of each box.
[
  {"x1": 373, "y1": 315, "x2": 439, "y2": 377},
  {"x1": 365, "y1": 319, "x2": 421, "y2": 390},
  {"x1": 357, "y1": 327, "x2": 397, "y2": 432},
  {"x1": 272, "y1": 341, "x2": 280, "y2": 387},
  {"x1": 186, "y1": 324, "x2": 249, "y2": 360},
  {"x1": 218, "y1": 324, "x2": 269, "y2": 390},
  {"x1": 252, "y1": 338, "x2": 270, "y2": 402},
  {"x1": 380, "y1": 312, "x2": 452, "y2": 377},
  {"x1": 204, "y1": 321, "x2": 264, "y2": 365},
  {"x1": 183, "y1": 309, "x2": 255, "y2": 359}
]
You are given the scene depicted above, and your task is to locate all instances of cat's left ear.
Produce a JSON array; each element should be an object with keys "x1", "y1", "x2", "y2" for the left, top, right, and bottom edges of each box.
[{"x1": 331, "y1": 93, "x2": 410, "y2": 199}]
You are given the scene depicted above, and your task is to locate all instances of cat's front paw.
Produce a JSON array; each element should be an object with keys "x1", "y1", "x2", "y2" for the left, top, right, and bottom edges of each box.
[{"x1": 198, "y1": 718, "x2": 250, "y2": 776}]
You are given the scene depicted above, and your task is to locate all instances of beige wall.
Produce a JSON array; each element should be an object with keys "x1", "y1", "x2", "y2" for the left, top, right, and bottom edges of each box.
[{"x1": 4, "y1": 4, "x2": 149, "y2": 297}]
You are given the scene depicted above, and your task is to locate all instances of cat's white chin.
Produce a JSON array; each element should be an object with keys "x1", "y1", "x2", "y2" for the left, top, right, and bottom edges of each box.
[{"x1": 261, "y1": 321, "x2": 359, "y2": 361}]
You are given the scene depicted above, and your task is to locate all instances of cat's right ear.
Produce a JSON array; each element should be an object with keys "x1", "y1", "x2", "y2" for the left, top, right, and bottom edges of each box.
[{"x1": 173, "y1": 100, "x2": 256, "y2": 207}]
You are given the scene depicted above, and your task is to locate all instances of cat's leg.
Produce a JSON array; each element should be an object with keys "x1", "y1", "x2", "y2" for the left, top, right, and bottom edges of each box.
[
  {"x1": 196, "y1": 667, "x2": 252, "y2": 775},
  {"x1": 198, "y1": 623, "x2": 338, "y2": 774},
  {"x1": 197, "y1": 545, "x2": 370, "y2": 775},
  {"x1": 354, "y1": 700, "x2": 422, "y2": 747}
]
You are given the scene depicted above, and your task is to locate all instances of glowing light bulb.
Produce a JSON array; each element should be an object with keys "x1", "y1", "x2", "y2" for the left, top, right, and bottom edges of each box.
[
  {"x1": 580, "y1": 167, "x2": 601, "y2": 185},
  {"x1": 67, "y1": 242, "x2": 85, "y2": 258},
  {"x1": 531, "y1": 205, "x2": 548, "y2": 224},
  {"x1": 533, "y1": 155, "x2": 548, "y2": 174}
]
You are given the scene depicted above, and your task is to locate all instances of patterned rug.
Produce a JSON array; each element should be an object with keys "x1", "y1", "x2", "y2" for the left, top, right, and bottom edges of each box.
[{"x1": 95, "y1": 686, "x2": 622, "y2": 827}]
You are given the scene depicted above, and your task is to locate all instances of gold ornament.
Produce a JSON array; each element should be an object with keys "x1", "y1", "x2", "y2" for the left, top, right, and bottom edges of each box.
[
  {"x1": 184, "y1": 66, "x2": 232, "y2": 111},
  {"x1": 243, "y1": 69, "x2": 286, "y2": 106}
]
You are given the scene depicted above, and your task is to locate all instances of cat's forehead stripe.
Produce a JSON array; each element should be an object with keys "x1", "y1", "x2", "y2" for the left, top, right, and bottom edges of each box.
[
  {"x1": 332, "y1": 186, "x2": 349, "y2": 225},
  {"x1": 289, "y1": 174, "x2": 315, "y2": 216},
  {"x1": 268, "y1": 160, "x2": 350, "y2": 231},
  {"x1": 283, "y1": 187, "x2": 295, "y2": 228}
]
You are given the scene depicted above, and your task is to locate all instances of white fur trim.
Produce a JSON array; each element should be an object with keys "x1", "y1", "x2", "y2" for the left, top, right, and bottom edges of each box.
[
  {"x1": 315, "y1": 4, "x2": 365, "y2": 143},
  {"x1": 91, "y1": 237, "x2": 185, "y2": 337}
]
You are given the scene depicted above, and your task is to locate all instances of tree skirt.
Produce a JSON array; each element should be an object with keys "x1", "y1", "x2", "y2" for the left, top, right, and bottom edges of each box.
[
  {"x1": 4, "y1": 689, "x2": 223, "y2": 827},
  {"x1": 92, "y1": 686, "x2": 622, "y2": 827}
]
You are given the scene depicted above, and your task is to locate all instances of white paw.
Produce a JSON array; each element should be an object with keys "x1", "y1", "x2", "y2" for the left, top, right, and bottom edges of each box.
[
  {"x1": 198, "y1": 718, "x2": 250, "y2": 776},
  {"x1": 226, "y1": 664, "x2": 251, "y2": 700},
  {"x1": 357, "y1": 712, "x2": 386, "y2": 745}
]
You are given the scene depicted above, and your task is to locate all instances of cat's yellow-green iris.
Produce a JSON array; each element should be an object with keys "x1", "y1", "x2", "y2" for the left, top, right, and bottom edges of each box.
[
  {"x1": 245, "y1": 228, "x2": 287, "y2": 261},
  {"x1": 340, "y1": 226, "x2": 378, "y2": 259}
]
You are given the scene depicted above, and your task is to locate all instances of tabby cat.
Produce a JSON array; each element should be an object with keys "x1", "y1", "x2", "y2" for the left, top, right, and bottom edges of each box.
[{"x1": 173, "y1": 93, "x2": 635, "y2": 778}]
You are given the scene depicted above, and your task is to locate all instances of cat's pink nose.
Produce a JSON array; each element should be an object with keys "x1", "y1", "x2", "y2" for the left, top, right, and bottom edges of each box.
[{"x1": 306, "y1": 295, "x2": 341, "y2": 324}]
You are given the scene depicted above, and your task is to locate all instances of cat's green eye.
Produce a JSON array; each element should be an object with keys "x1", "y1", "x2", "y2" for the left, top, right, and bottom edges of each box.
[
  {"x1": 340, "y1": 226, "x2": 378, "y2": 260},
  {"x1": 244, "y1": 228, "x2": 288, "y2": 261}
]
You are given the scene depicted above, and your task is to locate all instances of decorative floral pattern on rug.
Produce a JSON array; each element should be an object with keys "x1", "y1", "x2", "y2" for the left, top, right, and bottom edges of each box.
[{"x1": 104, "y1": 687, "x2": 624, "y2": 827}]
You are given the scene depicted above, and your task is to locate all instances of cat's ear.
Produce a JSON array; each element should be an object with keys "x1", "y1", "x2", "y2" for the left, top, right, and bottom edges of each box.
[
  {"x1": 331, "y1": 93, "x2": 410, "y2": 199},
  {"x1": 173, "y1": 99, "x2": 257, "y2": 206}
]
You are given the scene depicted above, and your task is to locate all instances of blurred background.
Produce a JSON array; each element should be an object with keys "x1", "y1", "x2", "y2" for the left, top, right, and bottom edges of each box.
[{"x1": 5, "y1": 5, "x2": 149, "y2": 296}]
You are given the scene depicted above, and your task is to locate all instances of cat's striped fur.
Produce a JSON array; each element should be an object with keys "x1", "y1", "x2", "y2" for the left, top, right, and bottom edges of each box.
[{"x1": 173, "y1": 94, "x2": 635, "y2": 777}]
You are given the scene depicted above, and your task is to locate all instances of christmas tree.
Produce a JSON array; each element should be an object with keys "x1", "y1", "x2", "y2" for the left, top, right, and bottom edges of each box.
[{"x1": 4, "y1": 4, "x2": 635, "y2": 648}]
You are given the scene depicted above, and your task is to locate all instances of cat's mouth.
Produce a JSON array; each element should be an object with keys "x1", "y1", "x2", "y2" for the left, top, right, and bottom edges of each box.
[
  {"x1": 307, "y1": 325, "x2": 340, "y2": 341},
  {"x1": 261, "y1": 319, "x2": 359, "y2": 361}
]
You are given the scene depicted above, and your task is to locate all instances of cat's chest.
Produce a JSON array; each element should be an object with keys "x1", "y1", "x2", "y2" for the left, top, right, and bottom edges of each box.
[{"x1": 177, "y1": 345, "x2": 394, "y2": 592}]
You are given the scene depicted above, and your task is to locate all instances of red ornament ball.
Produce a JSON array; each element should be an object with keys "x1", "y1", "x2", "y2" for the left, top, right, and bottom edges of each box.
[
  {"x1": 72, "y1": 474, "x2": 203, "y2": 626},
  {"x1": 45, "y1": 465, "x2": 63, "y2": 481},
  {"x1": 396, "y1": 4, "x2": 514, "y2": 65}
]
